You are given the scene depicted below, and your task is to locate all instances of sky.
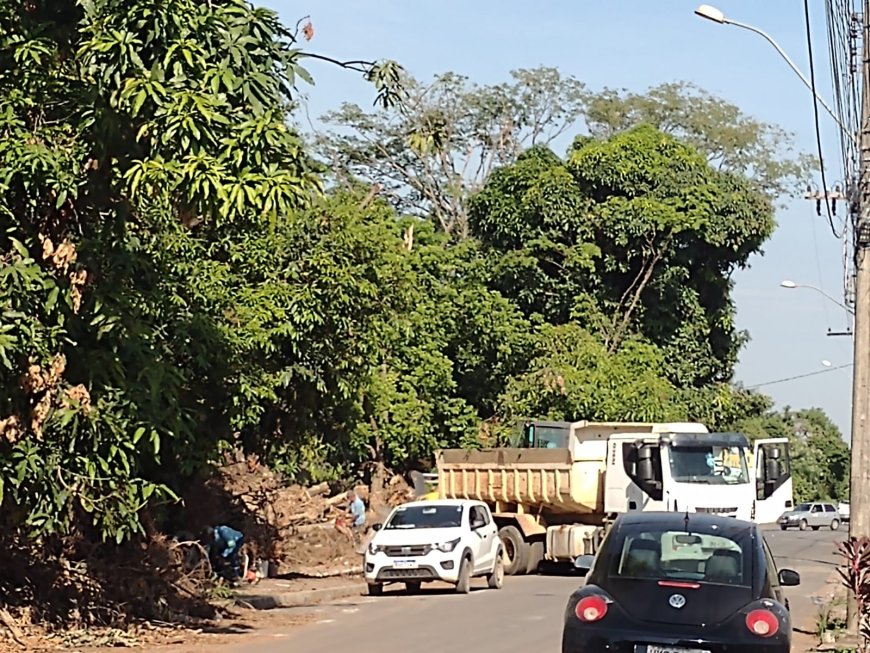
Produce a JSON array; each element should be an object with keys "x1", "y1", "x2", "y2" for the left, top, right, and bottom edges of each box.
[{"x1": 264, "y1": 0, "x2": 857, "y2": 439}]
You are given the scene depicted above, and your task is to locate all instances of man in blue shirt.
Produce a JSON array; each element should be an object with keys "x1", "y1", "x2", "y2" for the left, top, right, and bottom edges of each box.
[{"x1": 204, "y1": 524, "x2": 245, "y2": 582}]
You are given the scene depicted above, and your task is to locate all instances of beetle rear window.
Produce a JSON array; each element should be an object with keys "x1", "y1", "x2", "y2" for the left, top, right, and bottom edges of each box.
[{"x1": 611, "y1": 526, "x2": 751, "y2": 586}]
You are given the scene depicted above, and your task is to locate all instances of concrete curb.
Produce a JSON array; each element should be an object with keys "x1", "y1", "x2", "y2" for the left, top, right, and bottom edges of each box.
[{"x1": 235, "y1": 583, "x2": 366, "y2": 610}]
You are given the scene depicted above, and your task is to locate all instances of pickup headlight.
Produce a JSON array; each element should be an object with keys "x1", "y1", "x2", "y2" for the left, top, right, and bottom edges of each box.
[
  {"x1": 436, "y1": 538, "x2": 460, "y2": 553},
  {"x1": 368, "y1": 542, "x2": 385, "y2": 555}
]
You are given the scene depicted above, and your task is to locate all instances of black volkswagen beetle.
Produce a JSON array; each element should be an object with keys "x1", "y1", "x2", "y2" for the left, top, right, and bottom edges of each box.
[{"x1": 562, "y1": 512, "x2": 800, "y2": 653}]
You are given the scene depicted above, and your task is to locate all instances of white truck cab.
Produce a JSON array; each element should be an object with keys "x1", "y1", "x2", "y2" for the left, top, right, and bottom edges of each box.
[
  {"x1": 364, "y1": 499, "x2": 505, "y2": 595},
  {"x1": 604, "y1": 429, "x2": 792, "y2": 523}
]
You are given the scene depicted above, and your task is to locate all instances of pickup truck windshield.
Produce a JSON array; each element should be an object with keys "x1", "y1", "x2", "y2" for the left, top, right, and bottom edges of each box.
[
  {"x1": 385, "y1": 505, "x2": 463, "y2": 529},
  {"x1": 668, "y1": 445, "x2": 749, "y2": 485}
]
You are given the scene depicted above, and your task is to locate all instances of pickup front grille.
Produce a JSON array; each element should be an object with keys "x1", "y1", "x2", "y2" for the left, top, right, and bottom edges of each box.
[
  {"x1": 384, "y1": 545, "x2": 431, "y2": 557},
  {"x1": 378, "y1": 567, "x2": 437, "y2": 580}
]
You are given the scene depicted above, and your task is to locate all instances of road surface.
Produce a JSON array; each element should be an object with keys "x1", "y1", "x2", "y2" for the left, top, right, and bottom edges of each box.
[{"x1": 224, "y1": 525, "x2": 844, "y2": 653}]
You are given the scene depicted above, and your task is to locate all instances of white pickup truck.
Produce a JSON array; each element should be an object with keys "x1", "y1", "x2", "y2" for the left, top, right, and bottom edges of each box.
[{"x1": 364, "y1": 499, "x2": 505, "y2": 595}]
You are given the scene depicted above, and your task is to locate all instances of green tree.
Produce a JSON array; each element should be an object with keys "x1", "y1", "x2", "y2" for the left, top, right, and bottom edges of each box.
[
  {"x1": 317, "y1": 73, "x2": 809, "y2": 240},
  {"x1": 317, "y1": 67, "x2": 589, "y2": 238},
  {"x1": 496, "y1": 323, "x2": 684, "y2": 425},
  {"x1": 469, "y1": 126, "x2": 775, "y2": 387},
  {"x1": 584, "y1": 81, "x2": 813, "y2": 201},
  {"x1": 0, "y1": 0, "x2": 398, "y2": 542}
]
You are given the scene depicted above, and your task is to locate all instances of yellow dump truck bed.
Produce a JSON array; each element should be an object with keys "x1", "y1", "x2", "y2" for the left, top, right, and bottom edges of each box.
[{"x1": 436, "y1": 446, "x2": 606, "y2": 516}]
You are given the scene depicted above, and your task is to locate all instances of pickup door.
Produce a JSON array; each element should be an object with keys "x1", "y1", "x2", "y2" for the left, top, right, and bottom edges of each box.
[{"x1": 469, "y1": 504, "x2": 499, "y2": 574}]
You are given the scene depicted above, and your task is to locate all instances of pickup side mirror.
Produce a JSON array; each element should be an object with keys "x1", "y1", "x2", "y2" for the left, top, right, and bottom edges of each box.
[
  {"x1": 778, "y1": 569, "x2": 800, "y2": 586},
  {"x1": 372, "y1": 523, "x2": 382, "y2": 532}
]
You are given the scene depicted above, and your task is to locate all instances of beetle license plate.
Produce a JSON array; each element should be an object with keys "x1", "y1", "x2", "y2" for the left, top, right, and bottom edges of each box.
[
  {"x1": 643, "y1": 647, "x2": 710, "y2": 653},
  {"x1": 394, "y1": 559, "x2": 418, "y2": 569}
]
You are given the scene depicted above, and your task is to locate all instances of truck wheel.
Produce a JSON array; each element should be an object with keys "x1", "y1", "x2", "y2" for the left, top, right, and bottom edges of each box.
[
  {"x1": 799, "y1": 519, "x2": 808, "y2": 531},
  {"x1": 455, "y1": 556, "x2": 471, "y2": 594},
  {"x1": 486, "y1": 554, "x2": 505, "y2": 589},
  {"x1": 526, "y1": 540, "x2": 544, "y2": 575},
  {"x1": 498, "y1": 525, "x2": 529, "y2": 576}
]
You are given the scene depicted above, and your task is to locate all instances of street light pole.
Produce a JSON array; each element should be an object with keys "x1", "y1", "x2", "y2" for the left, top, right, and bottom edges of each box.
[
  {"x1": 695, "y1": 2, "x2": 870, "y2": 632},
  {"x1": 848, "y1": 0, "x2": 870, "y2": 630},
  {"x1": 780, "y1": 279, "x2": 855, "y2": 314},
  {"x1": 694, "y1": 5, "x2": 858, "y2": 144}
]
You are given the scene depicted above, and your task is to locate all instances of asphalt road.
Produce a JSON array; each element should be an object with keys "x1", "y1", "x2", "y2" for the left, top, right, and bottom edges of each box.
[
  {"x1": 224, "y1": 525, "x2": 844, "y2": 653},
  {"x1": 761, "y1": 524, "x2": 844, "y2": 629}
]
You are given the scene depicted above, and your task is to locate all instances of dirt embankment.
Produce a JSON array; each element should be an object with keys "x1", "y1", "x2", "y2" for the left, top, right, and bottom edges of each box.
[
  {"x1": 0, "y1": 452, "x2": 417, "y2": 651},
  {"x1": 177, "y1": 452, "x2": 416, "y2": 576}
]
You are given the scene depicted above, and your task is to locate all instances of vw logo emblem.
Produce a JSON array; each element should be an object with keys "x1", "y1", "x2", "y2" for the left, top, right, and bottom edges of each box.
[{"x1": 668, "y1": 594, "x2": 686, "y2": 609}]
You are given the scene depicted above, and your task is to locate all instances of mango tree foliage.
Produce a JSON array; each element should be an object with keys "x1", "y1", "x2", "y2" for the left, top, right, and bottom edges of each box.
[
  {"x1": 470, "y1": 126, "x2": 775, "y2": 388},
  {"x1": 0, "y1": 0, "x2": 397, "y2": 542},
  {"x1": 316, "y1": 67, "x2": 589, "y2": 238},
  {"x1": 318, "y1": 72, "x2": 809, "y2": 241},
  {"x1": 497, "y1": 324, "x2": 684, "y2": 426},
  {"x1": 568, "y1": 125, "x2": 774, "y2": 383},
  {"x1": 468, "y1": 146, "x2": 600, "y2": 325},
  {"x1": 584, "y1": 81, "x2": 813, "y2": 201}
]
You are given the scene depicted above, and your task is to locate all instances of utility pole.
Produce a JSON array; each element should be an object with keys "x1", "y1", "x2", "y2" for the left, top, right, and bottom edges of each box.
[{"x1": 847, "y1": 0, "x2": 870, "y2": 630}]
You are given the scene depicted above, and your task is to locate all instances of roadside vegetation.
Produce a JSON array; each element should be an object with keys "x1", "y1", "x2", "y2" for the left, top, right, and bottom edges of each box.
[{"x1": 0, "y1": 0, "x2": 849, "y2": 642}]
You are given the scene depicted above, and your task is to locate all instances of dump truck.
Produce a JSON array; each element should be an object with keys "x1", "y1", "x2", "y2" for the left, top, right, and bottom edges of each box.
[{"x1": 434, "y1": 420, "x2": 792, "y2": 575}]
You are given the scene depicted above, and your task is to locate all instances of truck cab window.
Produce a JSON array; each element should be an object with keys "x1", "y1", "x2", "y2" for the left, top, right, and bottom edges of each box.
[{"x1": 669, "y1": 445, "x2": 749, "y2": 485}]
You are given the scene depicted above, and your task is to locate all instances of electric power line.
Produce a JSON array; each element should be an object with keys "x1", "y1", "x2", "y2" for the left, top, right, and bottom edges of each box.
[
  {"x1": 806, "y1": 0, "x2": 845, "y2": 239},
  {"x1": 746, "y1": 363, "x2": 853, "y2": 390}
]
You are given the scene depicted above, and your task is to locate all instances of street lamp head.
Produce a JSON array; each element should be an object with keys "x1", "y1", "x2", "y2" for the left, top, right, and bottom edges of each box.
[
  {"x1": 822, "y1": 360, "x2": 832, "y2": 367},
  {"x1": 694, "y1": 4, "x2": 727, "y2": 24},
  {"x1": 780, "y1": 280, "x2": 798, "y2": 289}
]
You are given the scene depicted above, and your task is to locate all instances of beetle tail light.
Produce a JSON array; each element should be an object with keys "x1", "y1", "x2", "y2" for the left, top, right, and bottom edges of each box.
[
  {"x1": 574, "y1": 595, "x2": 608, "y2": 622},
  {"x1": 745, "y1": 609, "x2": 779, "y2": 637}
]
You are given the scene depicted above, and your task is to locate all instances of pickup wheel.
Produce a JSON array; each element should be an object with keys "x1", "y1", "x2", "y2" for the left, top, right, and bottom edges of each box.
[
  {"x1": 455, "y1": 557, "x2": 471, "y2": 594},
  {"x1": 498, "y1": 525, "x2": 529, "y2": 576},
  {"x1": 486, "y1": 553, "x2": 505, "y2": 589},
  {"x1": 404, "y1": 581, "x2": 421, "y2": 594},
  {"x1": 367, "y1": 582, "x2": 383, "y2": 596}
]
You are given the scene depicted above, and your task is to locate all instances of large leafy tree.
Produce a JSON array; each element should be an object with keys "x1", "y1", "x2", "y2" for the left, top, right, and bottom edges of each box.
[
  {"x1": 584, "y1": 81, "x2": 813, "y2": 201},
  {"x1": 0, "y1": 0, "x2": 398, "y2": 541},
  {"x1": 470, "y1": 126, "x2": 775, "y2": 387},
  {"x1": 317, "y1": 72, "x2": 809, "y2": 240},
  {"x1": 316, "y1": 67, "x2": 589, "y2": 238}
]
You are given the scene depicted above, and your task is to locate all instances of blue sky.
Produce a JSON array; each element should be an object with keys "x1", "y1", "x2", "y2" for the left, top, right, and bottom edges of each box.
[{"x1": 264, "y1": 0, "x2": 856, "y2": 439}]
